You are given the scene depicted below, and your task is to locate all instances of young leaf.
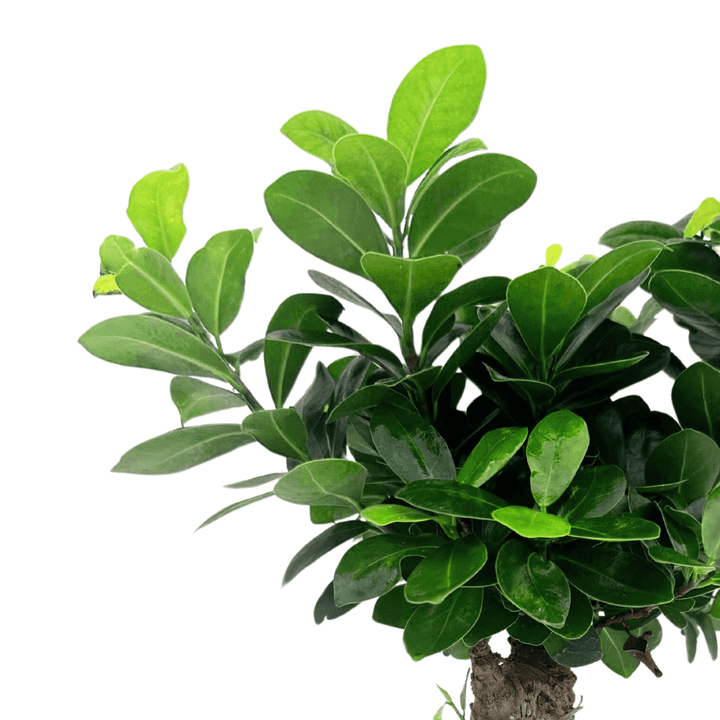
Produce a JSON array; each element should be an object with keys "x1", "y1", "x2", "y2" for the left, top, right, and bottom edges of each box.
[
  {"x1": 684, "y1": 197, "x2": 720, "y2": 238},
  {"x1": 280, "y1": 110, "x2": 357, "y2": 168},
  {"x1": 264, "y1": 170, "x2": 389, "y2": 279},
  {"x1": 281, "y1": 520, "x2": 368, "y2": 586},
  {"x1": 395, "y1": 479, "x2": 508, "y2": 520},
  {"x1": 455, "y1": 426, "x2": 528, "y2": 488},
  {"x1": 78, "y1": 314, "x2": 233, "y2": 381},
  {"x1": 194, "y1": 491, "x2": 274, "y2": 532},
  {"x1": 370, "y1": 405, "x2": 456, "y2": 482},
  {"x1": 186, "y1": 229, "x2": 255, "y2": 338},
  {"x1": 702, "y1": 485, "x2": 720, "y2": 564},
  {"x1": 387, "y1": 45, "x2": 486, "y2": 186},
  {"x1": 115, "y1": 247, "x2": 193, "y2": 318},
  {"x1": 333, "y1": 533, "x2": 445, "y2": 606},
  {"x1": 170, "y1": 376, "x2": 246, "y2": 425},
  {"x1": 332, "y1": 133, "x2": 407, "y2": 229},
  {"x1": 273, "y1": 458, "x2": 367, "y2": 511},
  {"x1": 495, "y1": 539, "x2": 571, "y2": 628},
  {"x1": 408, "y1": 153, "x2": 536, "y2": 259},
  {"x1": 126, "y1": 163, "x2": 189, "y2": 260},
  {"x1": 241, "y1": 408, "x2": 311, "y2": 463},
  {"x1": 545, "y1": 244, "x2": 563, "y2": 267},
  {"x1": 360, "y1": 253, "x2": 460, "y2": 329},
  {"x1": 491, "y1": 506, "x2": 571, "y2": 539},
  {"x1": 403, "y1": 586, "x2": 484, "y2": 661},
  {"x1": 526, "y1": 410, "x2": 590, "y2": 509},
  {"x1": 112, "y1": 424, "x2": 255, "y2": 474},
  {"x1": 404, "y1": 534, "x2": 488, "y2": 604},
  {"x1": 92, "y1": 273, "x2": 121, "y2": 297}
]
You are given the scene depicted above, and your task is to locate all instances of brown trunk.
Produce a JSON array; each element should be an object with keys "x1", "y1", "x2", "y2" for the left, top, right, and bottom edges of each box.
[{"x1": 469, "y1": 637, "x2": 580, "y2": 720}]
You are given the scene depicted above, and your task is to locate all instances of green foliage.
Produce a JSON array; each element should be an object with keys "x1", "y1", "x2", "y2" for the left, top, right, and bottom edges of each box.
[{"x1": 79, "y1": 42, "x2": 720, "y2": 713}]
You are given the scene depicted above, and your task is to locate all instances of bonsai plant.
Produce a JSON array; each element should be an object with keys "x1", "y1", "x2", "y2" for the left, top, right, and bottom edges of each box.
[{"x1": 77, "y1": 44, "x2": 720, "y2": 720}]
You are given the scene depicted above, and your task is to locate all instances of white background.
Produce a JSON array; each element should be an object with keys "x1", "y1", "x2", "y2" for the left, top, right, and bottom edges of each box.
[{"x1": 3, "y1": 1, "x2": 718, "y2": 718}]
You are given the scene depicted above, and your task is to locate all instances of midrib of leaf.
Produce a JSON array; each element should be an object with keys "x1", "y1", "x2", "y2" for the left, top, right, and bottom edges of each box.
[
  {"x1": 403, "y1": 262, "x2": 414, "y2": 325},
  {"x1": 363, "y1": 539, "x2": 440, "y2": 575},
  {"x1": 359, "y1": 141, "x2": 397, "y2": 228},
  {"x1": 156, "y1": 184, "x2": 169, "y2": 258},
  {"x1": 127, "y1": 255, "x2": 187, "y2": 317},
  {"x1": 411, "y1": 170, "x2": 520, "y2": 257},
  {"x1": 424, "y1": 588, "x2": 463, "y2": 652},
  {"x1": 270, "y1": 412, "x2": 308, "y2": 462},
  {"x1": 405, "y1": 59, "x2": 465, "y2": 186},
  {"x1": 306, "y1": 464, "x2": 357, "y2": 508},
  {"x1": 213, "y1": 248, "x2": 231, "y2": 335}
]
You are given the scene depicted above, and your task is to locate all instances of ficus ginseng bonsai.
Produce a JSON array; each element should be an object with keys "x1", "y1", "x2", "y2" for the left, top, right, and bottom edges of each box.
[{"x1": 78, "y1": 44, "x2": 720, "y2": 720}]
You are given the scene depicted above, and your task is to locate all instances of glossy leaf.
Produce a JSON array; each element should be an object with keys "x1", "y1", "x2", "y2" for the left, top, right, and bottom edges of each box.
[
  {"x1": 599, "y1": 220, "x2": 683, "y2": 250},
  {"x1": 112, "y1": 423, "x2": 255, "y2": 474},
  {"x1": 126, "y1": 163, "x2": 188, "y2": 260},
  {"x1": 703, "y1": 485, "x2": 720, "y2": 563},
  {"x1": 576, "y1": 240, "x2": 666, "y2": 318},
  {"x1": 526, "y1": 410, "x2": 590, "y2": 508},
  {"x1": 408, "y1": 153, "x2": 536, "y2": 259},
  {"x1": 552, "y1": 351, "x2": 649, "y2": 385},
  {"x1": 360, "y1": 253, "x2": 460, "y2": 328},
  {"x1": 672, "y1": 361, "x2": 720, "y2": 447},
  {"x1": 551, "y1": 464, "x2": 626, "y2": 521},
  {"x1": 264, "y1": 293, "x2": 343, "y2": 408},
  {"x1": 483, "y1": 364, "x2": 556, "y2": 413},
  {"x1": 407, "y1": 138, "x2": 487, "y2": 219},
  {"x1": 194, "y1": 491, "x2": 274, "y2": 531},
  {"x1": 395, "y1": 479, "x2": 508, "y2": 519},
  {"x1": 491, "y1": 506, "x2": 571, "y2": 538},
  {"x1": 282, "y1": 520, "x2": 368, "y2": 586},
  {"x1": 553, "y1": 585, "x2": 594, "y2": 640},
  {"x1": 280, "y1": 110, "x2": 357, "y2": 168},
  {"x1": 553, "y1": 546, "x2": 674, "y2": 607},
  {"x1": 568, "y1": 515, "x2": 661, "y2": 541},
  {"x1": 170, "y1": 376, "x2": 245, "y2": 425},
  {"x1": 334, "y1": 533, "x2": 445, "y2": 606},
  {"x1": 684, "y1": 197, "x2": 720, "y2": 238},
  {"x1": 507, "y1": 266, "x2": 587, "y2": 366},
  {"x1": 186, "y1": 229, "x2": 254, "y2": 337},
  {"x1": 241, "y1": 408, "x2": 311, "y2": 463},
  {"x1": 307, "y1": 268, "x2": 402, "y2": 336},
  {"x1": 462, "y1": 588, "x2": 517, "y2": 646},
  {"x1": 507, "y1": 613, "x2": 552, "y2": 646},
  {"x1": 332, "y1": 134, "x2": 407, "y2": 229},
  {"x1": 370, "y1": 405, "x2": 456, "y2": 482},
  {"x1": 326, "y1": 386, "x2": 417, "y2": 423},
  {"x1": 372, "y1": 585, "x2": 417, "y2": 629},
  {"x1": 314, "y1": 580, "x2": 358, "y2": 624},
  {"x1": 387, "y1": 45, "x2": 486, "y2": 186},
  {"x1": 78, "y1": 314, "x2": 232, "y2": 381},
  {"x1": 660, "y1": 504, "x2": 701, "y2": 560},
  {"x1": 360, "y1": 504, "x2": 433, "y2": 525},
  {"x1": 455, "y1": 426, "x2": 528, "y2": 488},
  {"x1": 264, "y1": 170, "x2": 389, "y2": 279},
  {"x1": 403, "y1": 586, "x2": 484, "y2": 661},
  {"x1": 648, "y1": 545, "x2": 716, "y2": 571},
  {"x1": 274, "y1": 458, "x2": 366, "y2": 511},
  {"x1": 404, "y1": 534, "x2": 488, "y2": 604},
  {"x1": 495, "y1": 539, "x2": 571, "y2": 628},
  {"x1": 544, "y1": 628, "x2": 603, "y2": 668}
]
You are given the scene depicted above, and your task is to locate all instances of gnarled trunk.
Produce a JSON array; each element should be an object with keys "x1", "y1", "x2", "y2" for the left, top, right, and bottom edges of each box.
[{"x1": 469, "y1": 637, "x2": 579, "y2": 720}]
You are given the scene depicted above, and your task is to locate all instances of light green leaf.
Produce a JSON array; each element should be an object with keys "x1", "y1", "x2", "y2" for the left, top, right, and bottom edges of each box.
[
  {"x1": 194, "y1": 491, "x2": 274, "y2": 532},
  {"x1": 568, "y1": 515, "x2": 661, "y2": 541},
  {"x1": 527, "y1": 410, "x2": 590, "y2": 509},
  {"x1": 332, "y1": 133, "x2": 407, "y2": 229},
  {"x1": 99, "y1": 234, "x2": 136, "y2": 273},
  {"x1": 274, "y1": 458, "x2": 366, "y2": 511},
  {"x1": 684, "y1": 197, "x2": 720, "y2": 238},
  {"x1": 408, "y1": 154, "x2": 536, "y2": 259},
  {"x1": 186, "y1": 229, "x2": 254, "y2": 338},
  {"x1": 456, "y1": 426, "x2": 528, "y2": 488},
  {"x1": 599, "y1": 626, "x2": 640, "y2": 678},
  {"x1": 280, "y1": 110, "x2": 357, "y2": 168},
  {"x1": 126, "y1": 163, "x2": 189, "y2": 260},
  {"x1": 224, "y1": 472, "x2": 283, "y2": 490},
  {"x1": 360, "y1": 253, "x2": 460, "y2": 328},
  {"x1": 387, "y1": 45, "x2": 486, "y2": 186},
  {"x1": 170, "y1": 376, "x2": 245, "y2": 425},
  {"x1": 92, "y1": 273, "x2": 121, "y2": 297},
  {"x1": 115, "y1": 247, "x2": 192, "y2": 318},
  {"x1": 112, "y1": 423, "x2": 255, "y2": 474},
  {"x1": 702, "y1": 485, "x2": 720, "y2": 564},
  {"x1": 360, "y1": 505, "x2": 433, "y2": 525},
  {"x1": 78, "y1": 314, "x2": 233, "y2": 381},
  {"x1": 264, "y1": 170, "x2": 389, "y2": 279},
  {"x1": 545, "y1": 244, "x2": 563, "y2": 267},
  {"x1": 492, "y1": 506, "x2": 571, "y2": 538},
  {"x1": 241, "y1": 408, "x2": 311, "y2": 463}
]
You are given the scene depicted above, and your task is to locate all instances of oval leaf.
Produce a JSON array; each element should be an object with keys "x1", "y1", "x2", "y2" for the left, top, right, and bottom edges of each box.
[
  {"x1": 599, "y1": 220, "x2": 683, "y2": 250},
  {"x1": 551, "y1": 465, "x2": 626, "y2": 521},
  {"x1": 241, "y1": 408, "x2": 311, "y2": 463},
  {"x1": 170, "y1": 376, "x2": 245, "y2": 425},
  {"x1": 672, "y1": 361, "x2": 720, "y2": 447},
  {"x1": 112, "y1": 423, "x2": 255, "y2": 474},
  {"x1": 395, "y1": 479, "x2": 508, "y2": 519},
  {"x1": 568, "y1": 515, "x2": 661, "y2": 541},
  {"x1": 327, "y1": 386, "x2": 417, "y2": 423},
  {"x1": 99, "y1": 234, "x2": 136, "y2": 274},
  {"x1": 456, "y1": 426, "x2": 528, "y2": 488},
  {"x1": 360, "y1": 505, "x2": 434, "y2": 526},
  {"x1": 648, "y1": 545, "x2": 716, "y2": 571},
  {"x1": 126, "y1": 163, "x2": 189, "y2": 260},
  {"x1": 491, "y1": 506, "x2": 571, "y2": 539},
  {"x1": 280, "y1": 110, "x2": 357, "y2": 168},
  {"x1": 702, "y1": 485, "x2": 720, "y2": 564}
]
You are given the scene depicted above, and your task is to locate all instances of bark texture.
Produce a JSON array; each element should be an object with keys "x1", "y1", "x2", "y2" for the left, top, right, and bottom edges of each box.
[{"x1": 469, "y1": 637, "x2": 578, "y2": 720}]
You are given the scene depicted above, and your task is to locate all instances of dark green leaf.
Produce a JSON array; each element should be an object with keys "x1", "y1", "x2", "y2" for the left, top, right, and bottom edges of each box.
[
  {"x1": 462, "y1": 588, "x2": 517, "y2": 646},
  {"x1": 194, "y1": 491, "x2": 274, "y2": 531},
  {"x1": 507, "y1": 613, "x2": 552, "y2": 646},
  {"x1": 280, "y1": 110, "x2": 357, "y2": 168},
  {"x1": 552, "y1": 351, "x2": 649, "y2": 385},
  {"x1": 404, "y1": 534, "x2": 488, "y2": 604},
  {"x1": 112, "y1": 423, "x2": 255, "y2": 474},
  {"x1": 282, "y1": 520, "x2": 368, "y2": 586},
  {"x1": 495, "y1": 539, "x2": 571, "y2": 628},
  {"x1": 334, "y1": 533, "x2": 445, "y2": 606},
  {"x1": 372, "y1": 584, "x2": 417, "y2": 629},
  {"x1": 568, "y1": 515, "x2": 661, "y2": 541},
  {"x1": 292, "y1": 361, "x2": 335, "y2": 461},
  {"x1": 660, "y1": 504, "x2": 701, "y2": 560},
  {"x1": 126, "y1": 163, "x2": 188, "y2": 261},
  {"x1": 396, "y1": 480, "x2": 508, "y2": 519},
  {"x1": 224, "y1": 338, "x2": 264, "y2": 373},
  {"x1": 370, "y1": 405, "x2": 456, "y2": 482},
  {"x1": 551, "y1": 464, "x2": 626, "y2": 521},
  {"x1": 455, "y1": 426, "x2": 528, "y2": 488},
  {"x1": 387, "y1": 45, "x2": 486, "y2": 186},
  {"x1": 553, "y1": 584, "x2": 594, "y2": 640},
  {"x1": 408, "y1": 154, "x2": 536, "y2": 259},
  {"x1": 672, "y1": 361, "x2": 720, "y2": 447},
  {"x1": 186, "y1": 229, "x2": 254, "y2": 337},
  {"x1": 403, "y1": 586, "x2": 484, "y2": 660},
  {"x1": 170, "y1": 376, "x2": 245, "y2": 425},
  {"x1": 553, "y1": 545, "x2": 674, "y2": 607},
  {"x1": 314, "y1": 580, "x2": 358, "y2": 624},
  {"x1": 264, "y1": 170, "x2": 389, "y2": 279},
  {"x1": 326, "y1": 386, "x2": 417, "y2": 423},
  {"x1": 544, "y1": 627, "x2": 603, "y2": 667},
  {"x1": 491, "y1": 506, "x2": 571, "y2": 538},
  {"x1": 648, "y1": 545, "x2": 715, "y2": 571},
  {"x1": 691, "y1": 611, "x2": 718, "y2": 660},
  {"x1": 702, "y1": 485, "x2": 720, "y2": 564},
  {"x1": 684, "y1": 615, "x2": 699, "y2": 662},
  {"x1": 598, "y1": 220, "x2": 683, "y2": 250},
  {"x1": 483, "y1": 364, "x2": 556, "y2": 413}
]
